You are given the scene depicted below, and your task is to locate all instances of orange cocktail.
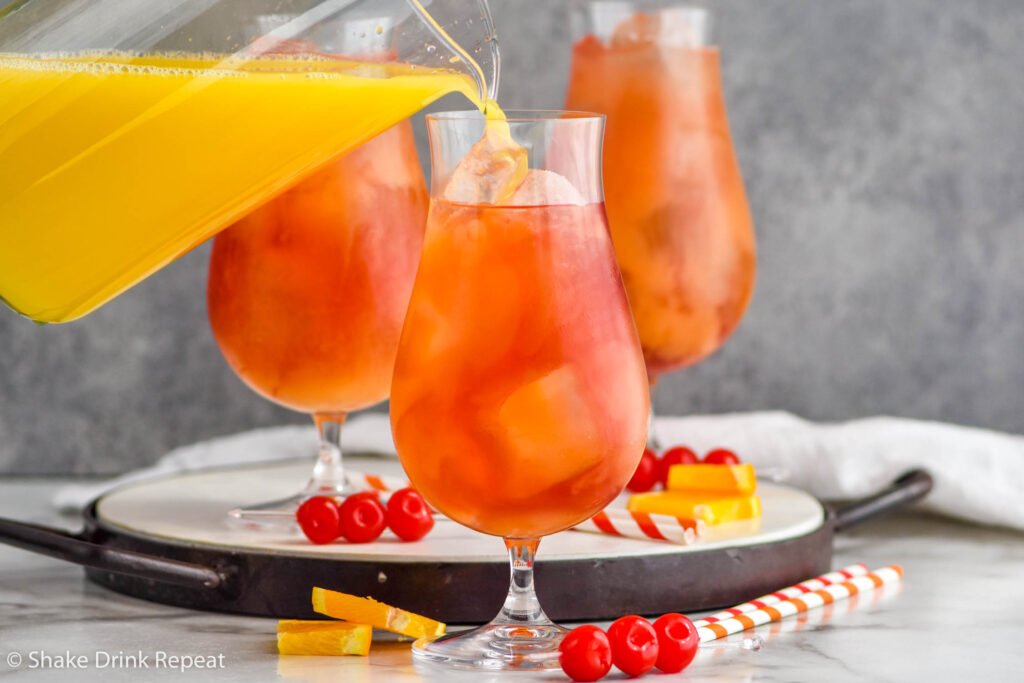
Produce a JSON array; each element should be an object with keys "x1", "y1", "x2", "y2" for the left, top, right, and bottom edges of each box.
[
  {"x1": 565, "y1": 7, "x2": 756, "y2": 379},
  {"x1": 392, "y1": 111, "x2": 648, "y2": 670},
  {"x1": 207, "y1": 120, "x2": 426, "y2": 510},
  {"x1": 392, "y1": 199, "x2": 649, "y2": 538},
  {"x1": 207, "y1": 121, "x2": 426, "y2": 416}
]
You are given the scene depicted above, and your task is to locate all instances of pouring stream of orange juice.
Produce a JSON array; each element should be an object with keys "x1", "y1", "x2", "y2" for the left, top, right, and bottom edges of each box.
[{"x1": 0, "y1": 7, "x2": 504, "y2": 324}]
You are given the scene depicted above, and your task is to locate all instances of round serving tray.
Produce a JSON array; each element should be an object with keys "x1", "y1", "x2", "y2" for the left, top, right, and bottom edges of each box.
[
  {"x1": 0, "y1": 449, "x2": 931, "y2": 623},
  {"x1": 86, "y1": 456, "x2": 824, "y2": 622}
]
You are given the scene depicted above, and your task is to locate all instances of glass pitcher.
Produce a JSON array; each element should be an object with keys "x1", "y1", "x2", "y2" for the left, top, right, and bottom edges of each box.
[{"x1": 0, "y1": 0, "x2": 498, "y2": 324}]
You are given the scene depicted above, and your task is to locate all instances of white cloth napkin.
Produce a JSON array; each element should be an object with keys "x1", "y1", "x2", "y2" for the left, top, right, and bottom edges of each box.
[
  {"x1": 54, "y1": 411, "x2": 1024, "y2": 531},
  {"x1": 655, "y1": 412, "x2": 1024, "y2": 531},
  {"x1": 52, "y1": 413, "x2": 394, "y2": 513}
]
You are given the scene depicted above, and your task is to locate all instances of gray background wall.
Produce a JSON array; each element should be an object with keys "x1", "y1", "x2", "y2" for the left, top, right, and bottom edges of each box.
[{"x1": 2, "y1": 0, "x2": 1022, "y2": 475}]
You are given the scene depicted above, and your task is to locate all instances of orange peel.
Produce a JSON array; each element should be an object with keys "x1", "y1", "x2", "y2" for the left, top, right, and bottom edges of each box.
[
  {"x1": 276, "y1": 620, "x2": 372, "y2": 656},
  {"x1": 628, "y1": 491, "x2": 762, "y2": 524},
  {"x1": 667, "y1": 463, "x2": 757, "y2": 494},
  {"x1": 311, "y1": 588, "x2": 446, "y2": 640}
]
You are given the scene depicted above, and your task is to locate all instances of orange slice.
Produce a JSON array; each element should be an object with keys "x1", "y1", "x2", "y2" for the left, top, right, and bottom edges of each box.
[
  {"x1": 667, "y1": 463, "x2": 757, "y2": 494},
  {"x1": 311, "y1": 588, "x2": 446, "y2": 639},
  {"x1": 276, "y1": 620, "x2": 372, "y2": 656},
  {"x1": 628, "y1": 492, "x2": 762, "y2": 524}
]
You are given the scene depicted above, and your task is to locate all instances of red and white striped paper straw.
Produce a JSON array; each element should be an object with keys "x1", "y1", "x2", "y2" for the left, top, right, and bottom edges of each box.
[
  {"x1": 346, "y1": 471, "x2": 408, "y2": 493},
  {"x1": 697, "y1": 565, "x2": 904, "y2": 643},
  {"x1": 348, "y1": 471, "x2": 708, "y2": 544},
  {"x1": 345, "y1": 471, "x2": 448, "y2": 515},
  {"x1": 571, "y1": 509, "x2": 704, "y2": 545},
  {"x1": 694, "y1": 563, "x2": 869, "y2": 626},
  {"x1": 347, "y1": 472, "x2": 704, "y2": 544}
]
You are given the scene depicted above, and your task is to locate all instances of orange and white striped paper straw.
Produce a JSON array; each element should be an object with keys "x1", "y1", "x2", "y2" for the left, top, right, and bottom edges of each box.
[
  {"x1": 694, "y1": 563, "x2": 869, "y2": 626},
  {"x1": 571, "y1": 509, "x2": 704, "y2": 545},
  {"x1": 697, "y1": 565, "x2": 904, "y2": 643}
]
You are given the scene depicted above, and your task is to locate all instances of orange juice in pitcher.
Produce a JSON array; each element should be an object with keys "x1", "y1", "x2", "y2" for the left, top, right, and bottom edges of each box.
[{"x1": 0, "y1": 0, "x2": 498, "y2": 323}]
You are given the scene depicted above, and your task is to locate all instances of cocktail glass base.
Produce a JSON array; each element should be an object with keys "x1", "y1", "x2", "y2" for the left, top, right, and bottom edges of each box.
[
  {"x1": 226, "y1": 481, "x2": 360, "y2": 530},
  {"x1": 226, "y1": 414, "x2": 356, "y2": 530},
  {"x1": 413, "y1": 621, "x2": 568, "y2": 671}
]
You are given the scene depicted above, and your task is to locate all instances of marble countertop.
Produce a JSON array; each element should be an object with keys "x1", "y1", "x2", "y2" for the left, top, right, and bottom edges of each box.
[{"x1": 0, "y1": 477, "x2": 1020, "y2": 682}]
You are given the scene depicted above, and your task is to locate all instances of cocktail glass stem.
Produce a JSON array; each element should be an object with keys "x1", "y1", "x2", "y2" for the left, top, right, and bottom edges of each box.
[
  {"x1": 303, "y1": 412, "x2": 349, "y2": 495},
  {"x1": 497, "y1": 538, "x2": 552, "y2": 626},
  {"x1": 412, "y1": 538, "x2": 567, "y2": 670},
  {"x1": 228, "y1": 412, "x2": 355, "y2": 524}
]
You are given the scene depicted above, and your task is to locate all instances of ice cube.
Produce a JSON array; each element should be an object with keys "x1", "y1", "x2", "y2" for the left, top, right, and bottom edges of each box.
[
  {"x1": 443, "y1": 122, "x2": 529, "y2": 205},
  {"x1": 504, "y1": 169, "x2": 586, "y2": 207},
  {"x1": 494, "y1": 365, "x2": 603, "y2": 496},
  {"x1": 610, "y1": 11, "x2": 660, "y2": 46},
  {"x1": 611, "y1": 10, "x2": 705, "y2": 48}
]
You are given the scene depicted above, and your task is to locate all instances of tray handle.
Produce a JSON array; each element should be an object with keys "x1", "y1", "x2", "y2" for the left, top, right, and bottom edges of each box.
[
  {"x1": 831, "y1": 469, "x2": 934, "y2": 532},
  {"x1": 0, "y1": 516, "x2": 230, "y2": 592}
]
